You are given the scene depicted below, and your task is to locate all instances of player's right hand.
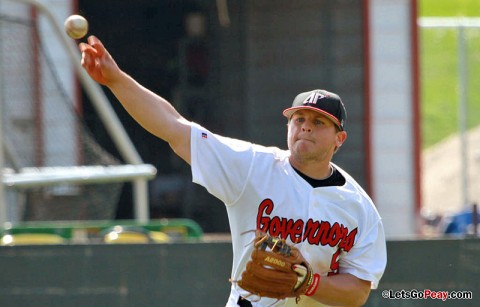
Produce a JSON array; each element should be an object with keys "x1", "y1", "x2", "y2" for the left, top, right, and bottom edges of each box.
[{"x1": 79, "y1": 35, "x2": 121, "y2": 86}]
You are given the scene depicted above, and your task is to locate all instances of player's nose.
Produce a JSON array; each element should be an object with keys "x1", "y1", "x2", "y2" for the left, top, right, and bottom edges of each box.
[{"x1": 301, "y1": 122, "x2": 312, "y2": 132}]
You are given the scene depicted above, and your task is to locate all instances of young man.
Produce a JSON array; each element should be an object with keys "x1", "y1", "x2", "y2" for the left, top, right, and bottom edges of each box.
[{"x1": 80, "y1": 35, "x2": 386, "y2": 306}]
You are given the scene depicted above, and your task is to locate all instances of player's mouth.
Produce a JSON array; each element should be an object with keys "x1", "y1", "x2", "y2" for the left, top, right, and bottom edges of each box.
[{"x1": 296, "y1": 137, "x2": 315, "y2": 144}]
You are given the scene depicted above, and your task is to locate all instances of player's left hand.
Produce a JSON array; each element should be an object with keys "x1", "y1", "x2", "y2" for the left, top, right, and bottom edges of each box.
[{"x1": 235, "y1": 231, "x2": 320, "y2": 303}]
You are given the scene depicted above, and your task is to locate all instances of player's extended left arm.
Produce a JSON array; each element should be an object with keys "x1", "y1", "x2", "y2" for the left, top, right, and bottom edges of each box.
[{"x1": 310, "y1": 273, "x2": 371, "y2": 306}]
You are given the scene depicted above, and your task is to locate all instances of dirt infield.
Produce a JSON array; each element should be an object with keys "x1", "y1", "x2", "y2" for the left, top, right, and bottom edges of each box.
[{"x1": 422, "y1": 126, "x2": 480, "y2": 217}]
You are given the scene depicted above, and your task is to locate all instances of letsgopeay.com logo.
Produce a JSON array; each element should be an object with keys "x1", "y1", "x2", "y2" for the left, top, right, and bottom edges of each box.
[{"x1": 382, "y1": 289, "x2": 473, "y2": 301}]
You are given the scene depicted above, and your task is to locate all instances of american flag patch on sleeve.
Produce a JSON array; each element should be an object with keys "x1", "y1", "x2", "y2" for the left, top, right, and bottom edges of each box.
[{"x1": 201, "y1": 132, "x2": 208, "y2": 139}]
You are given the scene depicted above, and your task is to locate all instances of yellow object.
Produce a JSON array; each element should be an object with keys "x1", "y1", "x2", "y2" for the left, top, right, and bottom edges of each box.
[
  {"x1": 103, "y1": 226, "x2": 170, "y2": 244},
  {"x1": 1, "y1": 233, "x2": 66, "y2": 246},
  {"x1": 103, "y1": 231, "x2": 150, "y2": 244},
  {"x1": 149, "y1": 231, "x2": 170, "y2": 243}
]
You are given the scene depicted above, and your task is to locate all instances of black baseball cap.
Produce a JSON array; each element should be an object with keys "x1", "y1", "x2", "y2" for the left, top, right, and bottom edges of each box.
[{"x1": 283, "y1": 89, "x2": 346, "y2": 131}]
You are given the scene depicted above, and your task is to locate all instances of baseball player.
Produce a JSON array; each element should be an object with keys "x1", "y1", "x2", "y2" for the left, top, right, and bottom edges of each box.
[{"x1": 80, "y1": 36, "x2": 387, "y2": 306}]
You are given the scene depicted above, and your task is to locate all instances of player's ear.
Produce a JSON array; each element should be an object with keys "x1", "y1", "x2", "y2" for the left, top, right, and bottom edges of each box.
[
  {"x1": 333, "y1": 131, "x2": 347, "y2": 154},
  {"x1": 335, "y1": 131, "x2": 347, "y2": 148}
]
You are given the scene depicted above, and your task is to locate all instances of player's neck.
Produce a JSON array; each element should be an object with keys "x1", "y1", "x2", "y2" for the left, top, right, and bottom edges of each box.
[{"x1": 289, "y1": 157, "x2": 333, "y2": 180}]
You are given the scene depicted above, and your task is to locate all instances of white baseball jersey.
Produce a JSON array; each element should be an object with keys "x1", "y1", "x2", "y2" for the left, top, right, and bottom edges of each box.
[{"x1": 190, "y1": 124, "x2": 387, "y2": 307}]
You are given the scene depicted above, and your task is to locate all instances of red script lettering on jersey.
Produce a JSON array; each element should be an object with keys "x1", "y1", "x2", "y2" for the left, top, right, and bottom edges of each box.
[{"x1": 256, "y1": 198, "x2": 357, "y2": 252}]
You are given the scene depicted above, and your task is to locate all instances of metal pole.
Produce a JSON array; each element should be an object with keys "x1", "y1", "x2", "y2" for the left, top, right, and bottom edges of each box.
[
  {"x1": 133, "y1": 179, "x2": 149, "y2": 222},
  {"x1": 473, "y1": 203, "x2": 478, "y2": 236},
  {"x1": 457, "y1": 26, "x2": 469, "y2": 209},
  {"x1": 0, "y1": 11, "x2": 7, "y2": 225},
  {"x1": 0, "y1": 75, "x2": 6, "y2": 227}
]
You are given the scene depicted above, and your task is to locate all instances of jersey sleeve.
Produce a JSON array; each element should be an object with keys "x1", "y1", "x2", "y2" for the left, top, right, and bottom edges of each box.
[
  {"x1": 190, "y1": 124, "x2": 255, "y2": 205},
  {"x1": 339, "y1": 219, "x2": 387, "y2": 289}
]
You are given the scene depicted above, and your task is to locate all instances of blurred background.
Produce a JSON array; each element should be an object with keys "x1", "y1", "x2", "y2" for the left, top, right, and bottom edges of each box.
[
  {"x1": 0, "y1": 0, "x2": 479, "y2": 306},
  {"x1": 2, "y1": 0, "x2": 478, "y2": 235}
]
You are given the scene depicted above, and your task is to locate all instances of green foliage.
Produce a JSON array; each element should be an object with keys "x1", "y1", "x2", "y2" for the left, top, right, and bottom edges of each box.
[
  {"x1": 419, "y1": 0, "x2": 480, "y2": 17},
  {"x1": 419, "y1": 0, "x2": 480, "y2": 148}
]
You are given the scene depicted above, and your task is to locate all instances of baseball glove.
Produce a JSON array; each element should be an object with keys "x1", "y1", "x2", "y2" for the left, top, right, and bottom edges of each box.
[{"x1": 236, "y1": 231, "x2": 320, "y2": 303}]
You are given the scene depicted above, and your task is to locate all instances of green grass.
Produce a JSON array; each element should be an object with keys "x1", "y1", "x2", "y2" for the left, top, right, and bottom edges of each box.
[
  {"x1": 419, "y1": 0, "x2": 480, "y2": 17},
  {"x1": 419, "y1": 0, "x2": 480, "y2": 148}
]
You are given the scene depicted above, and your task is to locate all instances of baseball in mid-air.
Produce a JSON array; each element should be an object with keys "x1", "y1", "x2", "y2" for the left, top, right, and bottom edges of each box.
[{"x1": 64, "y1": 15, "x2": 88, "y2": 39}]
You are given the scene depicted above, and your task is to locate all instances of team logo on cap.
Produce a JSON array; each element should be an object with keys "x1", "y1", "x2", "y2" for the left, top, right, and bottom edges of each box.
[{"x1": 303, "y1": 92, "x2": 326, "y2": 105}]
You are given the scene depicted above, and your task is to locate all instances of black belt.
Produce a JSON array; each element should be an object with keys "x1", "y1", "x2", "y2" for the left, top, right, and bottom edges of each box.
[{"x1": 237, "y1": 296, "x2": 253, "y2": 307}]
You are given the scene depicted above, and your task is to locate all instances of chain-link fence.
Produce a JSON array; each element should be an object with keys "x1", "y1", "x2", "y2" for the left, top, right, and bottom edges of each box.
[{"x1": 419, "y1": 17, "x2": 480, "y2": 232}]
